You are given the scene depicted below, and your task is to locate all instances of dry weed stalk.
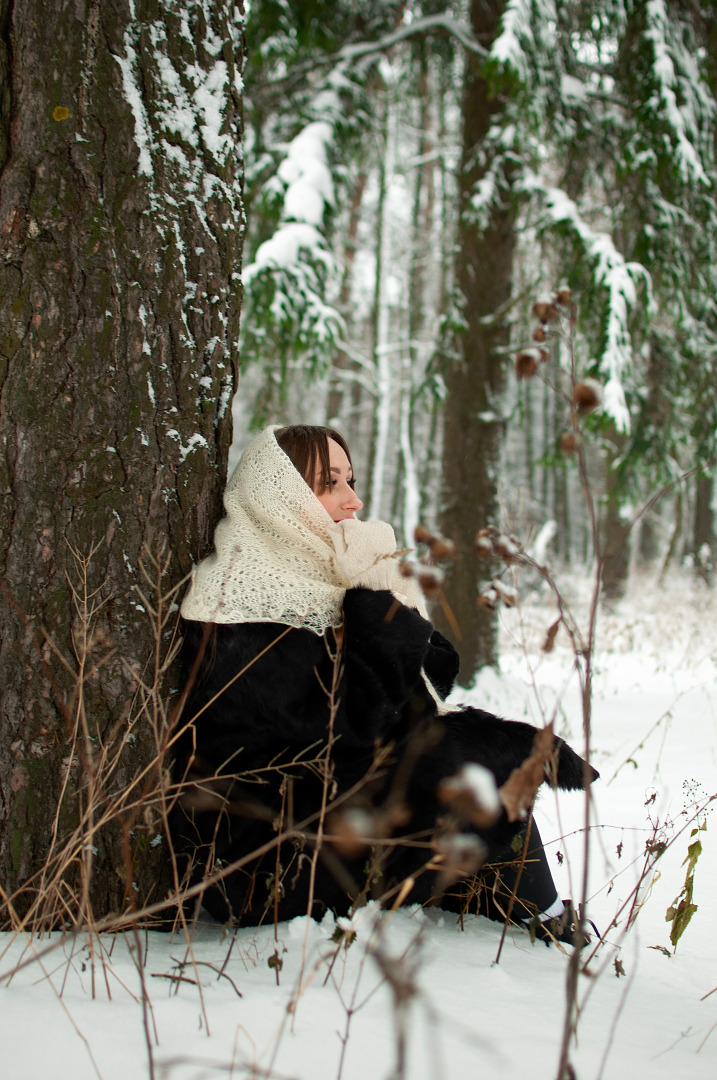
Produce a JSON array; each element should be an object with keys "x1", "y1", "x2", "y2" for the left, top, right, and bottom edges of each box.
[{"x1": 510, "y1": 288, "x2": 716, "y2": 1077}]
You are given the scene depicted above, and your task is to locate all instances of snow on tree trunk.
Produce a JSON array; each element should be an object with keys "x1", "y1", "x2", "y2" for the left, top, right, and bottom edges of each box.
[{"x1": 0, "y1": 0, "x2": 244, "y2": 921}]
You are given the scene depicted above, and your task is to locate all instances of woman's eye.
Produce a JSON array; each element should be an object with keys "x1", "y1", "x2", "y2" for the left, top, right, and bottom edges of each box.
[{"x1": 348, "y1": 478, "x2": 356, "y2": 490}]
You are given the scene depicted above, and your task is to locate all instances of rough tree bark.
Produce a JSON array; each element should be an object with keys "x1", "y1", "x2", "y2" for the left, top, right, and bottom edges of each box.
[
  {"x1": 0, "y1": 0, "x2": 244, "y2": 921},
  {"x1": 438, "y1": 0, "x2": 515, "y2": 675}
]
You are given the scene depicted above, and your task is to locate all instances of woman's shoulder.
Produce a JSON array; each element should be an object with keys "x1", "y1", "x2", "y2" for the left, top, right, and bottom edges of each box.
[{"x1": 181, "y1": 617, "x2": 328, "y2": 665}]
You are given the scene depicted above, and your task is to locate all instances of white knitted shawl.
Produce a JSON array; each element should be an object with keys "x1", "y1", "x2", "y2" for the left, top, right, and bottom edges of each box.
[{"x1": 180, "y1": 425, "x2": 428, "y2": 632}]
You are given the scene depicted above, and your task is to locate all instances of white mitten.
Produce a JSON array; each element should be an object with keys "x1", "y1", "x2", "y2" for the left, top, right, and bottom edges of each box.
[
  {"x1": 331, "y1": 518, "x2": 397, "y2": 585},
  {"x1": 332, "y1": 519, "x2": 428, "y2": 616}
]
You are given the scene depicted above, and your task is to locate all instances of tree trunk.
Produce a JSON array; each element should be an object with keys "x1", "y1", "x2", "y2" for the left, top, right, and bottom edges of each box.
[
  {"x1": 367, "y1": 88, "x2": 393, "y2": 521},
  {"x1": 438, "y1": 0, "x2": 516, "y2": 675},
  {"x1": 601, "y1": 433, "x2": 630, "y2": 601},
  {"x1": 0, "y1": 0, "x2": 244, "y2": 924},
  {"x1": 692, "y1": 470, "x2": 715, "y2": 582}
]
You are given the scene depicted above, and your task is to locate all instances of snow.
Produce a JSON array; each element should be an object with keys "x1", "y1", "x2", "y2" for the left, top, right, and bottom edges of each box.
[
  {"x1": 245, "y1": 223, "x2": 328, "y2": 278},
  {"x1": 166, "y1": 430, "x2": 209, "y2": 463},
  {"x1": 644, "y1": 0, "x2": 712, "y2": 186},
  {"x1": 278, "y1": 122, "x2": 335, "y2": 226},
  {"x1": 491, "y1": 0, "x2": 533, "y2": 80},
  {"x1": 560, "y1": 74, "x2": 588, "y2": 104},
  {"x1": 115, "y1": 12, "x2": 154, "y2": 177},
  {"x1": 193, "y1": 61, "x2": 232, "y2": 159},
  {"x1": 2, "y1": 572, "x2": 716, "y2": 1079}
]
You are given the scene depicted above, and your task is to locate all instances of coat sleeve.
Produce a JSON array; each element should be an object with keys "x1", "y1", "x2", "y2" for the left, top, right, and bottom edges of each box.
[
  {"x1": 422, "y1": 629, "x2": 460, "y2": 700},
  {"x1": 177, "y1": 588, "x2": 435, "y2": 769}
]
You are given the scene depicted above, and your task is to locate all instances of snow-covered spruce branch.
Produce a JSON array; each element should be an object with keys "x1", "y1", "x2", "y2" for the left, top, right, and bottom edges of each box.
[{"x1": 258, "y1": 12, "x2": 489, "y2": 97}]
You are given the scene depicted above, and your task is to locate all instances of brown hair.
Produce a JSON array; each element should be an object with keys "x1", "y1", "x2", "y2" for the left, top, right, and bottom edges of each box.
[{"x1": 274, "y1": 425, "x2": 353, "y2": 491}]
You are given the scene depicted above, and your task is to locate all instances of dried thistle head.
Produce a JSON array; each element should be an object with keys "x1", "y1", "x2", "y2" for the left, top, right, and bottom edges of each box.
[
  {"x1": 437, "y1": 763, "x2": 501, "y2": 828},
  {"x1": 573, "y1": 378, "x2": 603, "y2": 414},
  {"x1": 556, "y1": 285, "x2": 572, "y2": 306},
  {"x1": 432, "y1": 829, "x2": 488, "y2": 889},
  {"x1": 328, "y1": 808, "x2": 374, "y2": 857},
  {"x1": 474, "y1": 529, "x2": 494, "y2": 558},
  {"x1": 414, "y1": 524, "x2": 456, "y2": 560},
  {"x1": 492, "y1": 578, "x2": 518, "y2": 607},
  {"x1": 532, "y1": 297, "x2": 559, "y2": 323},
  {"x1": 428, "y1": 536, "x2": 456, "y2": 560},
  {"x1": 477, "y1": 587, "x2": 499, "y2": 610},
  {"x1": 417, "y1": 566, "x2": 445, "y2": 597},
  {"x1": 533, "y1": 325, "x2": 547, "y2": 342},
  {"x1": 494, "y1": 534, "x2": 520, "y2": 562},
  {"x1": 559, "y1": 430, "x2": 582, "y2": 454},
  {"x1": 515, "y1": 349, "x2": 539, "y2": 378}
]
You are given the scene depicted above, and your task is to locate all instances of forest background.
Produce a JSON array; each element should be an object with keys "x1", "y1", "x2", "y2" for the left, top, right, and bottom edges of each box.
[
  {"x1": 237, "y1": 0, "x2": 717, "y2": 678},
  {"x1": 0, "y1": 0, "x2": 716, "y2": 940}
]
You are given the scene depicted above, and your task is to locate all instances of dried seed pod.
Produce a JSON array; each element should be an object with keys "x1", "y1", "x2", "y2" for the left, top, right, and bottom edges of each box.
[
  {"x1": 573, "y1": 378, "x2": 603, "y2": 414},
  {"x1": 414, "y1": 523, "x2": 432, "y2": 545},
  {"x1": 428, "y1": 536, "x2": 457, "y2": 560},
  {"x1": 474, "y1": 530, "x2": 494, "y2": 558},
  {"x1": 515, "y1": 349, "x2": 539, "y2": 379},
  {"x1": 533, "y1": 325, "x2": 547, "y2": 342},
  {"x1": 328, "y1": 809, "x2": 374, "y2": 857},
  {"x1": 477, "y1": 587, "x2": 499, "y2": 610},
  {"x1": 417, "y1": 566, "x2": 445, "y2": 597},
  {"x1": 556, "y1": 286, "x2": 572, "y2": 306},
  {"x1": 532, "y1": 297, "x2": 559, "y2": 323},
  {"x1": 399, "y1": 559, "x2": 416, "y2": 578},
  {"x1": 433, "y1": 831, "x2": 487, "y2": 887},
  {"x1": 559, "y1": 430, "x2": 582, "y2": 454},
  {"x1": 437, "y1": 764, "x2": 501, "y2": 828},
  {"x1": 494, "y1": 534, "x2": 520, "y2": 561},
  {"x1": 538, "y1": 348, "x2": 549, "y2": 363},
  {"x1": 492, "y1": 578, "x2": 518, "y2": 607}
]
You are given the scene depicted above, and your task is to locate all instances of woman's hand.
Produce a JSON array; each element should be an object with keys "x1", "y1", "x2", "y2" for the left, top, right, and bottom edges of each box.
[{"x1": 331, "y1": 518, "x2": 398, "y2": 587}]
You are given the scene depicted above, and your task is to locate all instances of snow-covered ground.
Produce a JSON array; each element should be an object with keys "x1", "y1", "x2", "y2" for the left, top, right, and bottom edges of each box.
[{"x1": 2, "y1": 570, "x2": 715, "y2": 1080}]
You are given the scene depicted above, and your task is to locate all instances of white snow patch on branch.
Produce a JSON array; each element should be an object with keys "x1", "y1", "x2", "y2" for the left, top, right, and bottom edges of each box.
[
  {"x1": 645, "y1": 0, "x2": 713, "y2": 186},
  {"x1": 277, "y1": 121, "x2": 335, "y2": 226},
  {"x1": 522, "y1": 176, "x2": 652, "y2": 433},
  {"x1": 491, "y1": 0, "x2": 533, "y2": 80},
  {"x1": 245, "y1": 223, "x2": 330, "y2": 279}
]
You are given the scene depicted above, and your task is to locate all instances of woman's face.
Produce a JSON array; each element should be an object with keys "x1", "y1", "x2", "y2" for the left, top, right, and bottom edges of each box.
[{"x1": 314, "y1": 439, "x2": 363, "y2": 522}]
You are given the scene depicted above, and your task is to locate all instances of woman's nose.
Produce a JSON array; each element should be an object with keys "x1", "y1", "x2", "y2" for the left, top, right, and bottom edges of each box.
[{"x1": 344, "y1": 486, "x2": 363, "y2": 511}]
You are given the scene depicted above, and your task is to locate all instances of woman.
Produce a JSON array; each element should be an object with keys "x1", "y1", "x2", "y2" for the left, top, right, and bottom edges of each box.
[{"x1": 172, "y1": 425, "x2": 597, "y2": 940}]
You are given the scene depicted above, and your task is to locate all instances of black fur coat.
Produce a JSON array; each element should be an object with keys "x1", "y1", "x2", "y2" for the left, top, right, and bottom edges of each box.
[{"x1": 171, "y1": 588, "x2": 596, "y2": 926}]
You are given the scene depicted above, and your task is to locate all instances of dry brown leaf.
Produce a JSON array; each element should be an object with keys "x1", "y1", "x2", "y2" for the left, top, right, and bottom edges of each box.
[
  {"x1": 543, "y1": 619, "x2": 561, "y2": 653},
  {"x1": 499, "y1": 724, "x2": 555, "y2": 823}
]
